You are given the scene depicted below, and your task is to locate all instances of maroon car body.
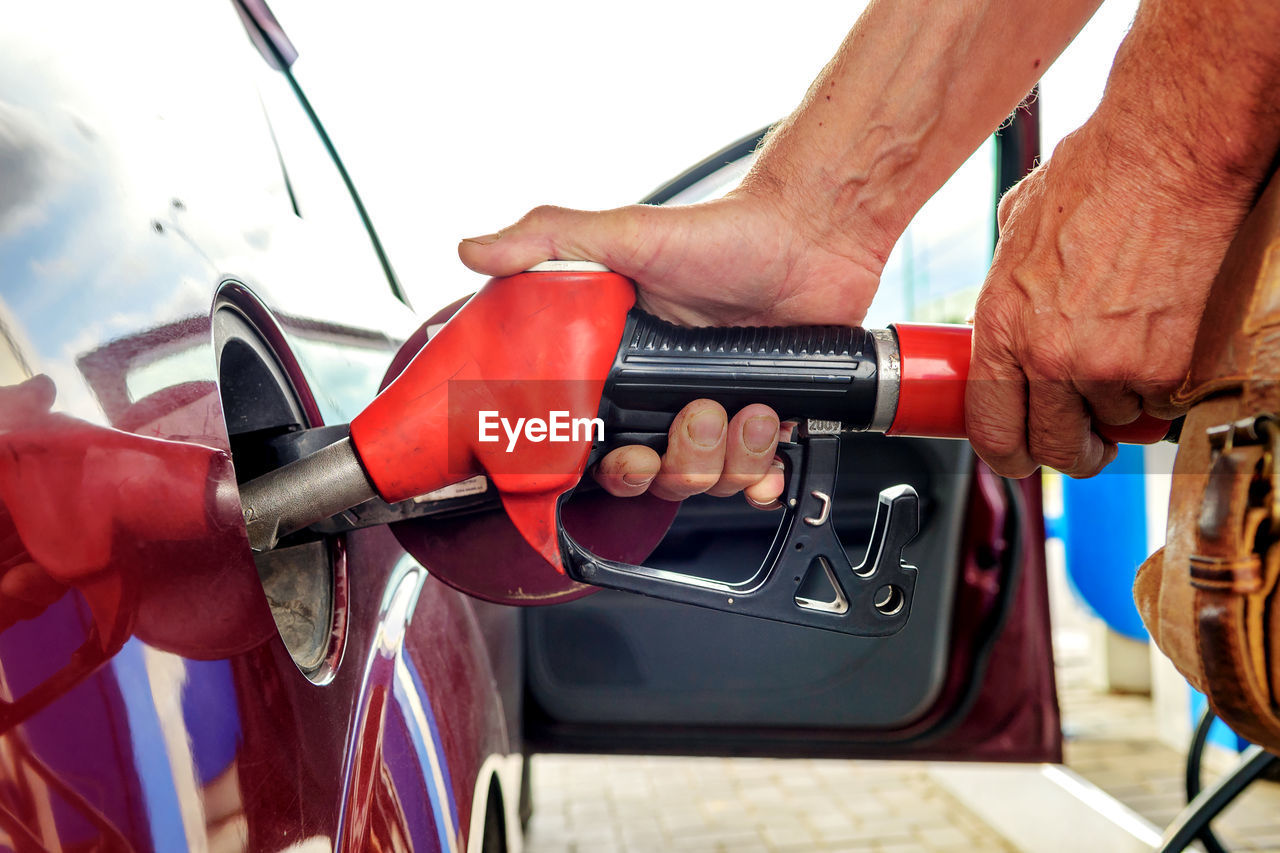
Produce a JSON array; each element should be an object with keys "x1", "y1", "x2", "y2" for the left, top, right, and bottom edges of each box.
[
  {"x1": 0, "y1": 2, "x2": 1059, "y2": 851},
  {"x1": 0, "y1": 2, "x2": 522, "y2": 849}
]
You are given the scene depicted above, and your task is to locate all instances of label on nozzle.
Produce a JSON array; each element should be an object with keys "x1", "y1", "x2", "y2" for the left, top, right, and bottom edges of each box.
[
  {"x1": 525, "y1": 260, "x2": 613, "y2": 273},
  {"x1": 414, "y1": 475, "x2": 488, "y2": 503}
]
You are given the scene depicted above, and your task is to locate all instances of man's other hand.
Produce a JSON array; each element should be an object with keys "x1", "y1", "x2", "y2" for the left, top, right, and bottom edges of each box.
[{"x1": 966, "y1": 117, "x2": 1247, "y2": 478}]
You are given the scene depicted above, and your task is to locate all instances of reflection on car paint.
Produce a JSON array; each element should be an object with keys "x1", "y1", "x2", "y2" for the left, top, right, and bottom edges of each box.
[
  {"x1": 0, "y1": 372, "x2": 504, "y2": 850},
  {"x1": 0, "y1": 374, "x2": 272, "y2": 848},
  {"x1": 0, "y1": 1, "x2": 521, "y2": 848},
  {"x1": 394, "y1": 652, "x2": 461, "y2": 853},
  {"x1": 0, "y1": 376, "x2": 274, "y2": 724}
]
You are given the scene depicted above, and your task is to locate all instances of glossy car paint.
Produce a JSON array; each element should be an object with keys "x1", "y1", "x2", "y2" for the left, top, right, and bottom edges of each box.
[{"x1": 0, "y1": 2, "x2": 520, "y2": 850}]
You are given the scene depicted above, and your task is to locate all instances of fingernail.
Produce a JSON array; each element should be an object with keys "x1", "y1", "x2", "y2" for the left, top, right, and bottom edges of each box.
[
  {"x1": 687, "y1": 410, "x2": 725, "y2": 447},
  {"x1": 462, "y1": 232, "x2": 501, "y2": 245},
  {"x1": 743, "y1": 415, "x2": 778, "y2": 453},
  {"x1": 622, "y1": 471, "x2": 655, "y2": 487},
  {"x1": 771, "y1": 458, "x2": 785, "y2": 471}
]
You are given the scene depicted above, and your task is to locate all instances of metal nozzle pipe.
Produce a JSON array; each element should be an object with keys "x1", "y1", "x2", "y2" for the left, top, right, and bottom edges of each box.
[{"x1": 237, "y1": 437, "x2": 377, "y2": 552}]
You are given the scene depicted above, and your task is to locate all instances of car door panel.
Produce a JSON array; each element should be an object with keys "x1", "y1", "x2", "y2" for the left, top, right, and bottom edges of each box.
[
  {"x1": 525, "y1": 462, "x2": 1059, "y2": 762},
  {"x1": 527, "y1": 437, "x2": 970, "y2": 730}
]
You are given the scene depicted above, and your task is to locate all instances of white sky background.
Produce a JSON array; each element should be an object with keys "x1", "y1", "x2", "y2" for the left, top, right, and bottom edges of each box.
[{"x1": 269, "y1": 0, "x2": 1140, "y2": 315}]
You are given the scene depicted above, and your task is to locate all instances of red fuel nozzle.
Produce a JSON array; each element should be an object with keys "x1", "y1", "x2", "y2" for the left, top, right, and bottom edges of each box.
[{"x1": 349, "y1": 266, "x2": 637, "y2": 571}]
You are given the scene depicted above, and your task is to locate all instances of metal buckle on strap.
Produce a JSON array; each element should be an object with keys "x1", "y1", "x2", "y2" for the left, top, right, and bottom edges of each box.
[
  {"x1": 1207, "y1": 414, "x2": 1278, "y2": 452},
  {"x1": 1194, "y1": 414, "x2": 1279, "y2": 594},
  {"x1": 1206, "y1": 414, "x2": 1279, "y2": 526}
]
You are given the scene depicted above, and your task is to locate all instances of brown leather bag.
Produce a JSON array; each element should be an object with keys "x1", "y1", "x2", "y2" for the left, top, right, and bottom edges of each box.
[{"x1": 1136, "y1": 169, "x2": 1280, "y2": 749}]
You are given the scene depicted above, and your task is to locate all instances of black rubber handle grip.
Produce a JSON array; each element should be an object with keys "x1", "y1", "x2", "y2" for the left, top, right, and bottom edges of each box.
[{"x1": 600, "y1": 308, "x2": 882, "y2": 431}]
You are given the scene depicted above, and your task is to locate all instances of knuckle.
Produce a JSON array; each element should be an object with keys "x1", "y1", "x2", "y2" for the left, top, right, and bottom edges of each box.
[
  {"x1": 967, "y1": 405, "x2": 1025, "y2": 461},
  {"x1": 994, "y1": 171, "x2": 1040, "y2": 228},
  {"x1": 1075, "y1": 353, "x2": 1124, "y2": 385},
  {"x1": 1023, "y1": 339, "x2": 1075, "y2": 381},
  {"x1": 968, "y1": 424, "x2": 1036, "y2": 477},
  {"x1": 1030, "y1": 432, "x2": 1087, "y2": 472},
  {"x1": 660, "y1": 471, "x2": 719, "y2": 496},
  {"x1": 971, "y1": 423, "x2": 1024, "y2": 465},
  {"x1": 1065, "y1": 441, "x2": 1109, "y2": 478},
  {"x1": 519, "y1": 204, "x2": 569, "y2": 231},
  {"x1": 996, "y1": 188, "x2": 1018, "y2": 228},
  {"x1": 1091, "y1": 400, "x2": 1141, "y2": 426},
  {"x1": 971, "y1": 288, "x2": 1022, "y2": 343},
  {"x1": 705, "y1": 480, "x2": 745, "y2": 498},
  {"x1": 525, "y1": 204, "x2": 563, "y2": 221}
]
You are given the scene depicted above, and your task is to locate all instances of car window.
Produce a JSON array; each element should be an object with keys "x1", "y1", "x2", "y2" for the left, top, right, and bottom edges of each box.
[{"x1": 657, "y1": 136, "x2": 997, "y2": 327}]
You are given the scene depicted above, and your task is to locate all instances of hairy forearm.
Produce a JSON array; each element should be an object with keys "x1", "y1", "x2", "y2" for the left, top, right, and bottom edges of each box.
[
  {"x1": 1093, "y1": 0, "x2": 1280, "y2": 207},
  {"x1": 744, "y1": 0, "x2": 1103, "y2": 261}
]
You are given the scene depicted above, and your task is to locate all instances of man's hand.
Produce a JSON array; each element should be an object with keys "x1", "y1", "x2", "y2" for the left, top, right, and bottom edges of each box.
[
  {"x1": 967, "y1": 125, "x2": 1236, "y2": 477},
  {"x1": 591, "y1": 402, "x2": 792, "y2": 507},
  {"x1": 967, "y1": 0, "x2": 1280, "y2": 479},
  {"x1": 459, "y1": 191, "x2": 884, "y2": 329},
  {"x1": 459, "y1": 190, "x2": 884, "y2": 505}
]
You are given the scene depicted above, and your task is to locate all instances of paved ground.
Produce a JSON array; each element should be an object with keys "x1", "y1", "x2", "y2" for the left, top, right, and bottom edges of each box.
[
  {"x1": 522, "y1": 556, "x2": 1280, "y2": 852},
  {"x1": 1056, "y1": 609, "x2": 1280, "y2": 851},
  {"x1": 523, "y1": 754, "x2": 1015, "y2": 852}
]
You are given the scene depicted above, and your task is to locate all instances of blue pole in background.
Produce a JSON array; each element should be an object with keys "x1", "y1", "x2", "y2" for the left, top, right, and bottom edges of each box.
[{"x1": 1060, "y1": 443, "x2": 1150, "y2": 642}]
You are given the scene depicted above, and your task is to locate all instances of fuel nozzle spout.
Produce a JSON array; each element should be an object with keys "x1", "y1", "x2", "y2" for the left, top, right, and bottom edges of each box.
[
  {"x1": 235, "y1": 265, "x2": 638, "y2": 561},
  {"x1": 237, "y1": 437, "x2": 376, "y2": 552}
]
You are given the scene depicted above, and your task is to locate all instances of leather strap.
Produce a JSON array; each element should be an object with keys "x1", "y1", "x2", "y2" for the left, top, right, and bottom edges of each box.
[
  {"x1": 1136, "y1": 166, "x2": 1280, "y2": 750},
  {"x1": 1194, "y1": 548, "x2": 1280, "y2": 745},
  {"x1": 1188, "y1": 430, "x2": 1280, "y2": 743}
]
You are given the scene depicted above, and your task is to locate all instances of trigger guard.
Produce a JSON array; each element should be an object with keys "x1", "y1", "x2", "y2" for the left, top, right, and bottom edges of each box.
[{"x1": 557, "y1": 435, "x2": 919, "y2": 637}]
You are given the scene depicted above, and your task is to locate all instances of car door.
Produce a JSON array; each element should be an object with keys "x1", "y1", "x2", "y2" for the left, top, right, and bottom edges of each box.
[{"x1": 522, "y1": 107, "x2": 1062, "y2": 763}]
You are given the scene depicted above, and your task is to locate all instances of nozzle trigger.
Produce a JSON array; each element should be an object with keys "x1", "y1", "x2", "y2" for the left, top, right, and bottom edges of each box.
[{"x1": 557, "y1": 420, "x2": 919, "y2": 637}]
